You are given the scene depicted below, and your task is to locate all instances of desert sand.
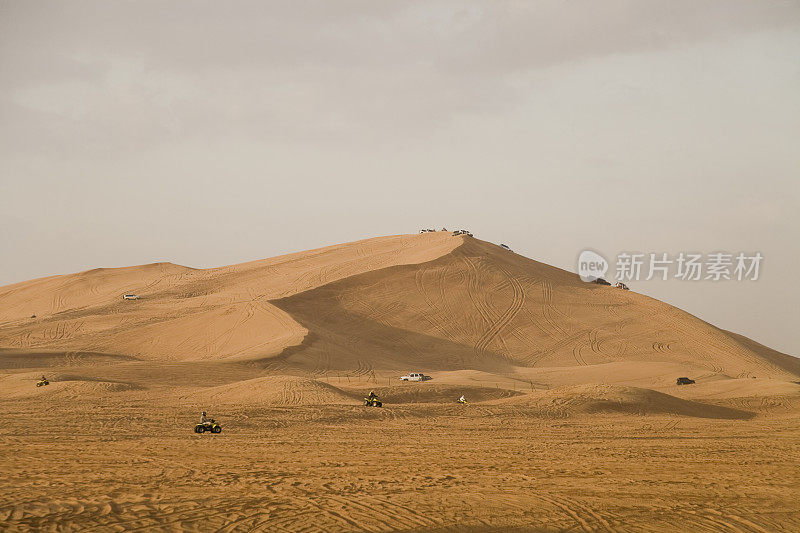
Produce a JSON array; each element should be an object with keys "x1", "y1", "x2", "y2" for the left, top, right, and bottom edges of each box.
[{"x1": 1, "y1": 232, "x2": 799, "y2": 531}]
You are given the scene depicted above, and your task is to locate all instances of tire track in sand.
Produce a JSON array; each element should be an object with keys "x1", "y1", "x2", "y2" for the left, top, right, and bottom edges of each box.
[
  {"x1": 459, "y1": 253, "x2": 497, "y2": 330},
  {"x1": 540, "y1": 280, "x2": 568, "y2": 337},
  {"x1": 534, "y1": 494, "x2": 616, "y2": 533},
  {"x1": 413, "y1": 264, "x2": 471, "y2": 341},
  {"x1": 474, "y1": 263, "x2": 526, "y2": 356}
]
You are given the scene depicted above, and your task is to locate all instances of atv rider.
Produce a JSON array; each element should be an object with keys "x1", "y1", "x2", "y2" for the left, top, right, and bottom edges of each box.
[
  {"x1": 367, "y1": 390, "x2": 379, "y2": 401},
  {"x1": 200, "y1": 411, "x2": 210, "y2": 425},
  {"x1": 458, "y1": 395, "x2": 467, "y2": 404}
]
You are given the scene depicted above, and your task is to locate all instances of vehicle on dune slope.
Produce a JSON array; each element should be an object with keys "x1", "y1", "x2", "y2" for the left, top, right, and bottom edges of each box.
[
  {"x1": 676, "y1": 377, "x2": 696, "y2": 385},
  {"x1": 400, "y1": 372, "x2": 431, "y2": 382},
  {"x1": 364, "y1": 397, "x2": 383, "y2": 407},
  {"x1": 194, "y1": 420, "x2": 222, "y2": 433},
  {"x1": 364, "y1": 390, "x2": 383, "y2": 407},
  {"x1": 36, "y1": 377, "x2": 49, "y2": 387}
]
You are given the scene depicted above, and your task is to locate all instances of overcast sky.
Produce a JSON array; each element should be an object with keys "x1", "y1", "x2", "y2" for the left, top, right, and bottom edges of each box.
[{"x1": 1, "y1": 1, "x2": 799, "y2": 355}]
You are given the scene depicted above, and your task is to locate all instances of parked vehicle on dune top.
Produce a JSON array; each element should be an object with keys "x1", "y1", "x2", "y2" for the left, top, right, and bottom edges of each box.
[
  {"x1": 400, "y1": 372, "x2": 432, "y2": 382},
  {"x1": 123, "y1": 294, "x2": 139, "y2": 300},
  {"x1": 676, "y1": 377, "x2": 695, "y2": 385},
  {"x1": 500, "y1": 244, "x2": 512, "y2": 251}
]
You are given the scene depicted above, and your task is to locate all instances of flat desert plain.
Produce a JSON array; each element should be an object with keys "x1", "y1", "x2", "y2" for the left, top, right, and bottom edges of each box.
[{"x1": 2, "y1": 232, "x2": 799, "y2": 531}]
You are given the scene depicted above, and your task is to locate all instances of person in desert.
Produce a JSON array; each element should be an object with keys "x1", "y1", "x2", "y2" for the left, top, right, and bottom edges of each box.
[
  {"x1": 458, "y1": 395, "x2": 467, "y2": 404},
  {"x1": 367, "y1": 390, "x2": 378, "y2": 401},
  {"x1": 200, "y1": 411, "x2": 209, "y2": 424}
]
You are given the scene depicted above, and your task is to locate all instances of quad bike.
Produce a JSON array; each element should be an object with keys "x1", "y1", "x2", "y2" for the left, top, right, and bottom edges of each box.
[
  {"x1": 36, "y1": 379, "x2": 49, "y2": 387},
  {"x1": 194, "y1": 420, "x2": 222, "y2": 434},
  {"x1": 457, "y1": 398, "x2": 468, "y2": 405},
  {"x1": 364, "y1": 397, "x2": 382, "y2": 407}
]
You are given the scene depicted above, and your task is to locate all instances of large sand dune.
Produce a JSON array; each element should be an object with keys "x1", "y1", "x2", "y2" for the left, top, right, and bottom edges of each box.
[
  {"x1": 1, "y1": 232, "x2": 796, "y2": 379},
  {"x1": 0, "y1": 233, "x2": 459, "y2": 362},
  {"x1": 2, "y1": 231, "x2": 799, "y2": 531}
]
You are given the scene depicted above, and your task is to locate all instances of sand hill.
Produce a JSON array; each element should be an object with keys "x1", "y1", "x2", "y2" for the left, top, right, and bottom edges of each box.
[
  {"x1": 3, "y1": 231, "x2": 800, "y2": 532},
  {"x1": 1, "y1": 231, "x2": 797, "y2": 382}
]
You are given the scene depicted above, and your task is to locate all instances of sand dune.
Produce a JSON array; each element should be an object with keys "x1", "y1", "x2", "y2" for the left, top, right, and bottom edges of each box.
[
  {"x1": 2, "y1": 232, "x2": 800, "y2": 531},
  {"x1": 360, "y1": 382, "x2": 523, "y2": 404},
  {"x1": 1, "y1": 231, "x2": 798, "y2": 408},
  {"x1": 268, "y1": 235, "x2": 800, "y2": 381},
  {"x1": 499, "y1": 384, "x2": 755, "y2": 419},
  {"x1": 1, "y1": 232, "x2": 796, "y2": 381},
  {"x1": 1, "y1": 372, "x2": 141, "y2": 399},
  {"x1": 0, "y1": 233, "x2": 459, "y2": 361},
  {"x1": 0, "y1": 349, "x2": 137, "y2": 370},
  {"x1": 183, "y1": 375, "x2": 357, "y2": 406},
  {"x1": 2, "y1": 231, "x2": 798, "y2": 415}
]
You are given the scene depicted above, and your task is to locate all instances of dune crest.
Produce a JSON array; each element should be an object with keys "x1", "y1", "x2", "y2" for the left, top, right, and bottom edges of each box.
[
  {"x1": 1, "y1": 372, "x2": 141, "y2": 399},
  {"x1": 183, "y1": 375, "x2": 357, "y2": 406},
  {"x1": 506, "y1": 384, "x2": 755, "y2": 419}
]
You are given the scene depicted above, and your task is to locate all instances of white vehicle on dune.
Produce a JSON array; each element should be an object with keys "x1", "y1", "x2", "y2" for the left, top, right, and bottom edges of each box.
[
  {"x1": 122, "y1": 294, "x2": 139, "y2": 300},
  {"x1": 400, "y1": 372, "x2": 432, "y2": 382}
]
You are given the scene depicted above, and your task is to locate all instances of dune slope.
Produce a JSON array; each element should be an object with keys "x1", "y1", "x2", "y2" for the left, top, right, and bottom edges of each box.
[
  {"x1": 0, "y1": 233, "x2": 459, "y2": 361},
  {"x1": 269, "y1": 235, "x2": 800, "y2": 380}
]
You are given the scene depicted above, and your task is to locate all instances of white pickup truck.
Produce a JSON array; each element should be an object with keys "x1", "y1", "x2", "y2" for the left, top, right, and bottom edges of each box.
[{"x1": 400, "y1": 372, "x2": 432, "y2": 382}]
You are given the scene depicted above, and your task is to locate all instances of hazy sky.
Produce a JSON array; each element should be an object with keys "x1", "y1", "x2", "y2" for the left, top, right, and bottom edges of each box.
[{"x1": 1, "y1": 1, "x2": 799, "y2": 355}]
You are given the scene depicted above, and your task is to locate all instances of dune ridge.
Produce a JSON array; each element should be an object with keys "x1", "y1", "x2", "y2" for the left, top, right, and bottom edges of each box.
[{"x1": 497, "y1": 383, "x2": 755, "y2": 419}]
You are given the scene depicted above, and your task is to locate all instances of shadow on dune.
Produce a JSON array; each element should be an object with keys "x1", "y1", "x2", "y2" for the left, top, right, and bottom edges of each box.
[
  {"x1": 0, "y1": 349, "x2": 139, "y2": 370},
  {"x1": 269, "y1": 296, "x2": 517, "y2": 375}
]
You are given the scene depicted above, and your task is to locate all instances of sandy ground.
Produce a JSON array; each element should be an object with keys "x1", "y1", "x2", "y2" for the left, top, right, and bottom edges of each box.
[
  {"x1": 2, "y1": 380, "x2": 800, "y2": 532},
  {"x1": 2, "y1": 232, "x2": 800, "y2": 531},
  {"x1": 2, "y1": 367, "x2": 800, "y2": 532}
]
